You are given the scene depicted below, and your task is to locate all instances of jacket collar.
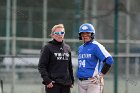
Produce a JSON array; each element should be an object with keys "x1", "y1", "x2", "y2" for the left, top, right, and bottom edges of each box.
[{"x1": 49, "y1": 39, "x2": 64, "y2": 45}]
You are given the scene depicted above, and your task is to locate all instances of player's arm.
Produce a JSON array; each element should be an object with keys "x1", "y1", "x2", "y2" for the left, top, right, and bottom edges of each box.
[
  {"x1": 94, "y1": 44, "x2": 114, "y2": 75},
  {"x1": 101, "y1": 56, "x2": 114, "y2": 75}
]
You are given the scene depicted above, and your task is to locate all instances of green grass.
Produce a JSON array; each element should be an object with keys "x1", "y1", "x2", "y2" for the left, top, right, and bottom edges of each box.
[{"x1": 3, "y1": 79, "x2": 140, "y2": 93}]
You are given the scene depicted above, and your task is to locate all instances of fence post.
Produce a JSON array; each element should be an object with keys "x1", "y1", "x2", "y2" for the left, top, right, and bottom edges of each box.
[{"x1": 135, "y1": 58, "x2": 139, "y2": 78}]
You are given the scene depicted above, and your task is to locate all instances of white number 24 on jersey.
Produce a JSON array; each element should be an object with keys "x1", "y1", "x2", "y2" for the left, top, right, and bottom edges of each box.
[{"x1": 79, "y1": 60, "x2": 86, "y2": 68}]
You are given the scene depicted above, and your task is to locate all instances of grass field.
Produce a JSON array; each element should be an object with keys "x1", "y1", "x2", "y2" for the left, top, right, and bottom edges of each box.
[{"x1": 2, "y1": 78, "x2": 140, "y2": 93}]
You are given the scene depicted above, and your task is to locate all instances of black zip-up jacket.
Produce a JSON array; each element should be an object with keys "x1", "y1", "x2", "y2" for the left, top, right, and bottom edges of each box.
[{"x1": 38, "y1": 39, "x2": 74, "y2": 86}]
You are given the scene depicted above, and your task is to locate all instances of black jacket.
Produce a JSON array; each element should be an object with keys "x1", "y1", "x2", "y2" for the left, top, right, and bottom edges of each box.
[{"x1": 38, "y1": 39, "x2": 74, "y2": 86}]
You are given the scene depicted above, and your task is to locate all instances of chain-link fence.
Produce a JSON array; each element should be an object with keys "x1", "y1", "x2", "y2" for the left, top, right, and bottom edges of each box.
[{"x1": 0, "y1": 0, "x2": 140, "y2": 93}]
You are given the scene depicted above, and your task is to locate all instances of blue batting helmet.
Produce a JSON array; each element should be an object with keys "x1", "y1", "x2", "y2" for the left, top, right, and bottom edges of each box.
[{"x1": 79, "y1": 23, "x2": 95, "y2": 40}]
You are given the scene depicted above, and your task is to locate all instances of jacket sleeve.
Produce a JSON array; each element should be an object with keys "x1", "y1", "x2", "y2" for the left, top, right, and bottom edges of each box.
[
  {"x1": 68, "y1": 52, "x2": 74, "y2": 85},
  {"x1": 38, "y1": 45, "x2": 52, "y2": 85}
]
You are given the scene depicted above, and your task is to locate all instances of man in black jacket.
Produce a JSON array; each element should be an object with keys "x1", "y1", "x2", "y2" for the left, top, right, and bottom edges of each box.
[{"x1": 38, "y1": 24, "x2": 74, "y2": 93}]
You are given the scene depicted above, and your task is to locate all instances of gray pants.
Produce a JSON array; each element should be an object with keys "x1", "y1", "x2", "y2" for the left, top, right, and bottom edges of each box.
[{"x1": 78, "y1": 78, "x2": 104, "y2": 93}]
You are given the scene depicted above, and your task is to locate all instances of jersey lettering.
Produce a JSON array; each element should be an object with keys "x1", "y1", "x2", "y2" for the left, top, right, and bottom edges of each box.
[
  {"x1": 79, "y1": 60, "x2": 86, "y2": 68},
  {"x1": 78, "y1": 54, "x2": 91, "y2": 59}
]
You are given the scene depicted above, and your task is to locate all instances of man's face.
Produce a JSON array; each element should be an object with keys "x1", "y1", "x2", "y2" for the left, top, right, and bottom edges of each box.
[
  {"x1": 51, "y1": 28, "x2": 65, "y2": 42},
  {"x1": 80, "y1": 32, "x2": 92, "y2": 43}
]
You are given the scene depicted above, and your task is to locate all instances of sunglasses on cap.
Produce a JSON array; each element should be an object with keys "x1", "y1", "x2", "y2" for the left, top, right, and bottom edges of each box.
[{"x1": 53, "y1": 31, "x2": 65, "y2": 35}]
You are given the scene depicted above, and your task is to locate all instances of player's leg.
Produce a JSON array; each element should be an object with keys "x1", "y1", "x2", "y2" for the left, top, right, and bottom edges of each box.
[
  {"x1": 87, "y1": 83, "x2": 103, "y2": 93},
  {"x1": 78, "y1": 80, "x2": 88, "y2": 93},
  {"x1": 87, "y1": 78, "x2": 104, "y2": 93}
]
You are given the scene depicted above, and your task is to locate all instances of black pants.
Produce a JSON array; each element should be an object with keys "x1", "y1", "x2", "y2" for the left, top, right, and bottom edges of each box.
[{"x1": 45, "y1": 83, "x2": 71, "y2": 93}]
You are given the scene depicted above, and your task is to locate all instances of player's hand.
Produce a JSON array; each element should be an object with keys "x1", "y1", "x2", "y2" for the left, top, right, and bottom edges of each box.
[
  {"x1": 89, "y1": 75, "x2": 99, "y2": 84},
  {"x1": 90, "y1": 74, "x2": 104, "y2": 84},
  {"x1": 99, "y1": 73, "x2": 104, "y2": 78},
  {"x1": 99, "y1": 73, "x2": 104, "y2": 85}
]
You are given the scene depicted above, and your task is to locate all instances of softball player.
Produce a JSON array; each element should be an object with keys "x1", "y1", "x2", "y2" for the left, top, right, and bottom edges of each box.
[{"x1": 76, "y1": 23, "x2": 114, "y2": 93}]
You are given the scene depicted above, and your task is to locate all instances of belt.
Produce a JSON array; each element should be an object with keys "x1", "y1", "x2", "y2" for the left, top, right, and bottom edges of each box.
[{"x1": 79, "y1": 78, "x2": 89, "y2": 81}]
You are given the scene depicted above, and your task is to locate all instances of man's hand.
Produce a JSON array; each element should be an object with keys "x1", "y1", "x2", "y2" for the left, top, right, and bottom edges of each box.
[
  {"x1": 69, "y1": 84, "x2": 73, "y2": 88},
  {"x1": 47, "y1": 81, "x2": 55, "y2": 88}
]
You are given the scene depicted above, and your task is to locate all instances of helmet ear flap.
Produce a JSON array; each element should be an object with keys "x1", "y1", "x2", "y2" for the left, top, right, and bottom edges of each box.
[
  {"x1": 79, "y1": 33, "x2": 95, "y2": 40},
  {"x1": 91, "y1": 33, "x2": 95, "y2": 40},
  {"x1": 79, "y1": 33, "x2": 82, "y2": 40},
  {"x1": 79, "y1": 37, "x2": 82, "y2": 40}
]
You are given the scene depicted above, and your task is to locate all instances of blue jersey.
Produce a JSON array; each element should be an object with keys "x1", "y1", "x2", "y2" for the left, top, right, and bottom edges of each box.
[{"x1": 77, "y1": 40, "x2": 113, "y2": 78}]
